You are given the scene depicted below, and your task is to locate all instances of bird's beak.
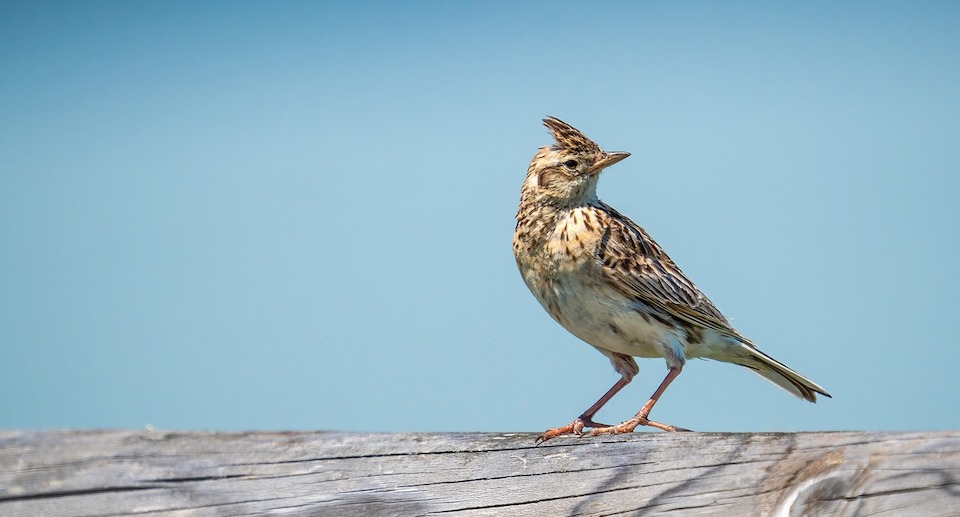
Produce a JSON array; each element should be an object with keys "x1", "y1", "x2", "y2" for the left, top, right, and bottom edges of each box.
[{"x1": 589, "y1": 151, "x2": 630, "y2": 174}]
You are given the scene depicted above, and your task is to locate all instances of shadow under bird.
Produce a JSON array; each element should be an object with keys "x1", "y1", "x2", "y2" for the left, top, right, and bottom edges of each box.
[{"x1": 513, "y1": 116, "x2": 831, "y2": 443}]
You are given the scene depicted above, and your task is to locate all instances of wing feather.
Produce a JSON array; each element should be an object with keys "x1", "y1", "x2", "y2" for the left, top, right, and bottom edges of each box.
[{"x1": 595, "y1": 202, "x2": 753, "y2": 345}]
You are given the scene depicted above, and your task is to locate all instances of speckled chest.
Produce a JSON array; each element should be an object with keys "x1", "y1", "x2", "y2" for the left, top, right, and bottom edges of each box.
[
  {"x1": 516, "y1": 209, "x2": 619, "y2": 321},
  {"x1": 514, "y1": 206, "x2": 677, "y2": 359},
  {"x1": 515, "y1": 207, "x2": 602, "y2": 285}
]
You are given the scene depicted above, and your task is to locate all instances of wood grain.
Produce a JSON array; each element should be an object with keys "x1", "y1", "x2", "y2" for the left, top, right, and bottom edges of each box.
[{"x1": 2, "y1": 430, "x2": 959, "y2": 516}]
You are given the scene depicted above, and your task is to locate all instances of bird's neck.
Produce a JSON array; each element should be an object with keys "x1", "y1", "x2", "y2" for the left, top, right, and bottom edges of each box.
[{"x1": 517, "y1": 192, "x2": 599, "y2": 219}]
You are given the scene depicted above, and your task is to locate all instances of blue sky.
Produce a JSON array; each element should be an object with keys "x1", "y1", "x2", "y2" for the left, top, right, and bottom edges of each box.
[{"x1": 2, "y1": 1, "x2": 958, "y2": 434}]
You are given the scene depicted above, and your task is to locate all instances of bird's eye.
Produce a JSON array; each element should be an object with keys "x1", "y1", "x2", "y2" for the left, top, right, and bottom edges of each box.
[{"x1": 563, "y1": 160, "x2": 579, "y2": 170}]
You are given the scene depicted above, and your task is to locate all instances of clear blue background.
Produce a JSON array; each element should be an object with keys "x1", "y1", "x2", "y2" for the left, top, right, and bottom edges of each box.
[{"x1": 2, "y1": 1, "x2": 958, "y2": 433}]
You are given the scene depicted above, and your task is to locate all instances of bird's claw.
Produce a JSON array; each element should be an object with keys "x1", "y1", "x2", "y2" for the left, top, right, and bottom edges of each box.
[
  {"x1": 589, "y1": 415, "x2": 691, "y2": 436},
  {"x1": 589, "y1": 416, "x2": 645, "y2": 436},
  {"x1": 535, "y1": 417, "x2": 612, "y2": 444}
]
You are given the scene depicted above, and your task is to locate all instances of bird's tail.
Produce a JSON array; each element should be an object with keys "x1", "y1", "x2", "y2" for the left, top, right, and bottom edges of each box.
[{"x1": 715, "y1": 343, "x2": 831, "y2": 402}]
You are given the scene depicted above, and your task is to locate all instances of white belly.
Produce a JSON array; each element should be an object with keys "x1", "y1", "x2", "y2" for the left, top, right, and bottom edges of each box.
[{"x1": 537, "y1": 270, "x2": 674, "y2": 359}]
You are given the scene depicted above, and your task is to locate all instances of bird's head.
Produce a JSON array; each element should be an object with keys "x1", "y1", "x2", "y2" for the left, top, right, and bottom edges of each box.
[{"x1": 521, "y1": 116, "x2": 630, "y2": 207}]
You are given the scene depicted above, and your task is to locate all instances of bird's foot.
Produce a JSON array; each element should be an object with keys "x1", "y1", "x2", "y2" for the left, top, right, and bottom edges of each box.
[
  {"x1": 590, "y1": 416, "x2": 692, "y2": 436},
  {"x1": 535, "y1": 417, "x2": 612, "y2": 444}
]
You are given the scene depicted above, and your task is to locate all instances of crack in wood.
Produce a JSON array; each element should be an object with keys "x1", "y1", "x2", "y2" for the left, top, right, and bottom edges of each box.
[{"x1": 2, "y1": 430, "x2": 958, "y2": 516}]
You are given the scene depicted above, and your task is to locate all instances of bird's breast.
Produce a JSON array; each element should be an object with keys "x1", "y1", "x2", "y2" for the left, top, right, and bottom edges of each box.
[
  {"x1": 514, "y1": 208, "x2": 670, "y2": 359},
  {"x1": 514, "y1": 208, "x2": 603, "y2": 299}
]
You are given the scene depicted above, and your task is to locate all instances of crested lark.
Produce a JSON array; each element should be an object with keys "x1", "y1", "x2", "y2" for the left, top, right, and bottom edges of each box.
[{"x1": 514, "y1": 117, "x2": 830, "y2": 443}]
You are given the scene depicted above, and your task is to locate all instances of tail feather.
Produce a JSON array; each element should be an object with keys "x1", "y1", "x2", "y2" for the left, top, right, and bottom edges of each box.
[{"x1": 728, "y1": 344, "x2": 831, "y2": 402}]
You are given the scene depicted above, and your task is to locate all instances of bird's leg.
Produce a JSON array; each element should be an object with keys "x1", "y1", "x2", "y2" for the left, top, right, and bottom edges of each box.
[
  {"x1": 591, "y1": 366, "x2": 690, "y2": 436},
  {"x1": 536, "y1": 376, "x2": 630, "y2": 444}
]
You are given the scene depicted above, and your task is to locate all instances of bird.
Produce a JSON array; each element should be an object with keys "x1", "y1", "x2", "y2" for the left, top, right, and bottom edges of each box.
[{"x1": 513, "y1": 116, "x2": 830, "y2": 443}]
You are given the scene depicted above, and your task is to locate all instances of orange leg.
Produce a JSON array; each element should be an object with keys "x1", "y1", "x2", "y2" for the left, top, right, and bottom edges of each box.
[
  {"x1": 536, "y1": 376, "x2": 630, "y2": 444},
  {"x1": 590, "y1": 366, "x2": 690, "y2": 436}
]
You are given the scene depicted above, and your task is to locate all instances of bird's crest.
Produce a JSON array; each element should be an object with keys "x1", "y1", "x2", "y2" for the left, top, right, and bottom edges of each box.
[{"x1": 543, "y1": 116, "x2": 601, "y2": 154}]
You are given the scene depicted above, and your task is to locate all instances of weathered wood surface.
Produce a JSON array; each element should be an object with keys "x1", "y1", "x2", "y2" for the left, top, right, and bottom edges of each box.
[{"x1": 1, "y1": 430, "x2": 959, "y2": 516}]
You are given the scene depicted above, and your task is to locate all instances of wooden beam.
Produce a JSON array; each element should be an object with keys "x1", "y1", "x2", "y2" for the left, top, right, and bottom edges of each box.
[{"x1": 2, "y1": 430, "x2": 959, "y2": 515}]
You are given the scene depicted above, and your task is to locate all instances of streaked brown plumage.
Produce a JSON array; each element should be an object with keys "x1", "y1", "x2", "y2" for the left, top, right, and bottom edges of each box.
[{"x1": 514, "y1": 116, "x2": 830, "y2": 443}]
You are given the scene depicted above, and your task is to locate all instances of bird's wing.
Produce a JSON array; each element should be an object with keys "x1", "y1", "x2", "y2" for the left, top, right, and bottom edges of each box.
[{"x1": 596, "y1": 203, "x2": 754, "y2": 345}]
